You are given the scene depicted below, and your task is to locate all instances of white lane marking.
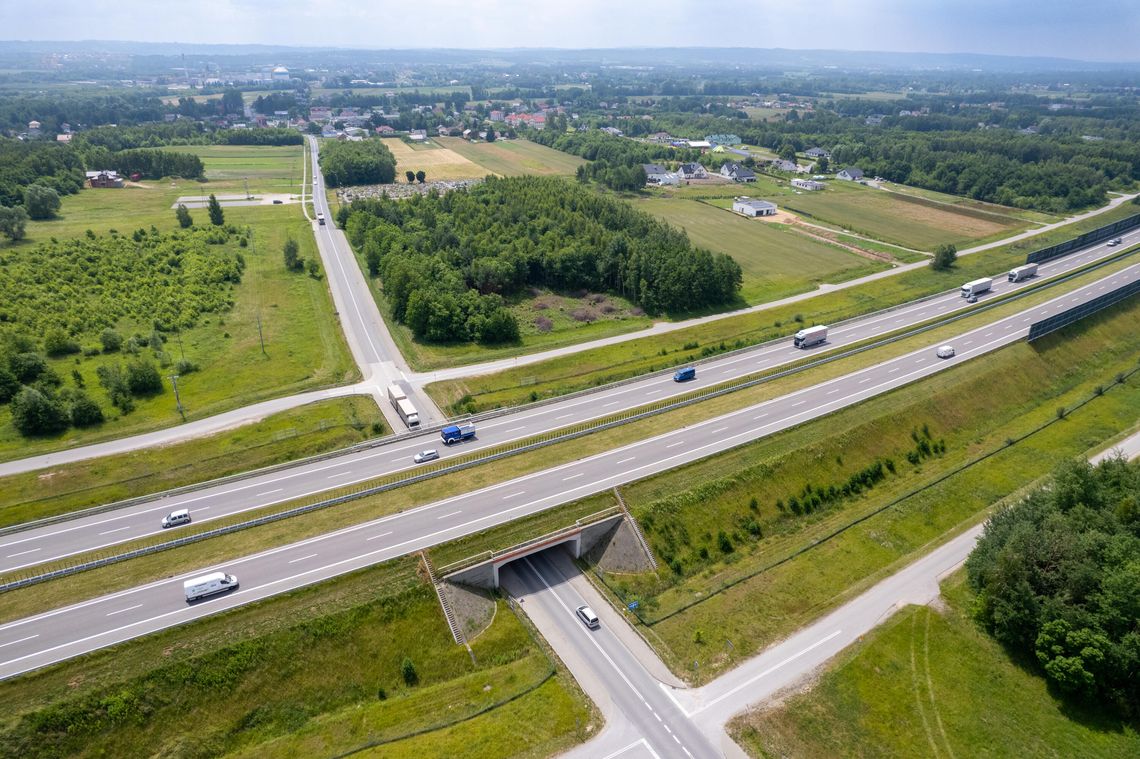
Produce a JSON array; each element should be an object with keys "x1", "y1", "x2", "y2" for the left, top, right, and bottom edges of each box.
[
  {"x1": 984, "y1": 332, "x2": 993, "y2": 337},
  {"x1": 0, "y1": 635, "x2": 37, "y2": 649},
  {"x1": 503, "y1": 491, "x2": 525, "y2": 499},
  {"x1": 695, "y1": 629, "x2": 844, "y2": 713},
  {"x1": 791, "y1": 400, "x2": 806, "y2": 407},
  {"x1": 554, "y1": 413, "x2": 573, "y2": 421},
  {"x1": 562, "y1": 473, "x2": 584, "y2": 481},
  {"x1": 98, "y1": 526, "x2": 132, "y2": 535},
  {"x1": 599, "y1": 739, "x2": 660, "y2": 759},
  {"x1": 646, "y1": 389, "x2": 662, "y2": 396},
  {"x1": 710, "y1": 426, "x2": 728, "y2": 434},
  {"x1": 666, "y1": 441, "x2": 686, "y2": 449},
  {"x1": 288, "y1": 553, "x2": 319, "y2": 564},
  {"x1": 603, "y1": 401, "x2": 620, "y2": 408},
  {"x1": 753, "y1": 413, "x2": 768, "y2": 420},
  {"x1": 616, "y1": 457, "x2": 635, "y2": 464},
  {"x1": 827, "y1": 388, "x2": 840, "y2": 395},
  {"x1": 6, "y1": 548, "x2": 40, "y2": 558},
  {"x1": 106, "y1": 604, "x2": 143, "y2": 617},
  {"x1": 888, "y1": 367, "x2": 899, "y2": 373},
  {"x1": 859, "y1": 377, "x2": 872, "y2": 384},
  {"x1": 257, "y1": 488, "x2": 283, "y2": 497},
  {"x1": 504, "y1": 426, "x2": 525, "y2": 433},
  {"x1": 366, "y1": 531, "x2": 393, "y2": 542},
  {"x1": 915, "y1": 359, "x2": 925, "y2": 364},
  {"x1": 327, "y1": 471, "x2": 354, "y2": 479},
  {"x1": 437, "y1": 511, "x2": 462, "y2": 520}
]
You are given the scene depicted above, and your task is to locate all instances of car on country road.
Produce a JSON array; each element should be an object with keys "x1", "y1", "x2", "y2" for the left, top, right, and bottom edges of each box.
[
  {"x1": 575, "y1": 605, "x2": 600, "y2": 629},
  {"x1": 936, "y1": 345, "x2": 956, "y2": 359}
]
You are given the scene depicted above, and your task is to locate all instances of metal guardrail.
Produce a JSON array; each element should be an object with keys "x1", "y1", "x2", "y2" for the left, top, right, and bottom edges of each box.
[
  {"x1": 1028, "y1": 278, "x2": 1140, "y2": 341},
  {"x1": 8, "y1": 251, "x2": 1134, "y2": 593},
  {"x1": 4, "y1": 227, "x2": 1135, "y2": 544}
]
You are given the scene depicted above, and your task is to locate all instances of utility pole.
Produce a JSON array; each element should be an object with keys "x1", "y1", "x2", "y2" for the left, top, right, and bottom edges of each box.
[
  {"x1": 169, "y1": 374, "x2": 186, "y2": 421},
  {"x1": 244, "y1": 176, "x2": 250, "y2": 200},
  {"x1": 257, "y1": 313, "x2": 267, "y2": 356}
]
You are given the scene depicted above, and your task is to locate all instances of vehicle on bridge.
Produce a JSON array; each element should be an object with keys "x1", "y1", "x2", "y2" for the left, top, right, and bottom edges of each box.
[
  {"x1": 793, "y1": 325, "x2": 828, "y2": 349},
  {"x1": 441, "y1": 423, "x2": 476, "y2": 445}
]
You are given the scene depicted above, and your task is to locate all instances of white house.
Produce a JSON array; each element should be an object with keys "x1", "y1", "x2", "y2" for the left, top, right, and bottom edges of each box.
[
  {"x1": 792, "y1": 178, "x2": 825, "y2": 191},
  {"x1": 732, "y1": 197, "x2": 778, "y2": 217},
  {"x1": 678, "y1": 162, "x2": 708, "y2": 180},
  {"x1": 686, "y1": 139, "x2": 712, "y2": 150},
  {"x1": 804, "y1": 147, "x2": 831, "y2": 159},
  {"x1": 836, "y1": 167, "x2": 865, "y2": 181},
  {"x1": 720, "y1": 162, "x2": 756, "y2": 182}
]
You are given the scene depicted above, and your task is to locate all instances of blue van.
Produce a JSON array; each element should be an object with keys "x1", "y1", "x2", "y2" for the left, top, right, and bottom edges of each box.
[{"x1": 673, "y1": 367, "x2": 696, "y2": 382}]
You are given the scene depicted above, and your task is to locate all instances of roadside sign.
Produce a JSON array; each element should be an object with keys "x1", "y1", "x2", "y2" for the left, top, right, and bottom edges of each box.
[{"x1": 627, "y1": 601, "x2": 639, "y2": 611}]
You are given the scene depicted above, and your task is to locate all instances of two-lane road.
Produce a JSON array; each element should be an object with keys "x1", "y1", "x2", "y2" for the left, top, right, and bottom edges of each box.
[{"x1": 1, "y1": 263, "x2": 1137, "y2": 679}]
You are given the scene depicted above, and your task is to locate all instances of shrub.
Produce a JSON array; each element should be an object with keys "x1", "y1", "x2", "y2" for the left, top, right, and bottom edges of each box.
[
  {"x1": 126, "y1": 360, "x2": 163, "y2": 396},
  {"x1": 717, "y1": 531, "x2": 734, "y2": 553},
  {"x1": 10, "y1": 387, "x2": 69, "y2": 435},
  {"x1": 43, "y1": 329, "x2": 80, "y2": 357},
  {"x1": 400, "y1": 657, "x2": 418, "y2": 686},
  {"x1": 69, "y1": 393, "x2": 105, "y2": 427}
]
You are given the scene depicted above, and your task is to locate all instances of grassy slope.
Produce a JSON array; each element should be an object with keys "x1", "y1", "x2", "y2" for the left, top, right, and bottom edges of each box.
[
  {"x1": 0, "y1": 395, "x2": 383, "y2": 528},
  {"x1": 634, "y1": 197, "x2": 889, "y2": 305},
  {"x1": 0, "y1": 557, "x2": 593, "y2": 759},
  {"x1": 424, "y1": 202, "x2": 1138, "y2": 412},
  {"x1": 596, "y1": 294, "x2": 1140, "y2": 681},
  {"x1": 730, "y1": 572, "x2": 1140, "y2": 758},
  {"x1": 0, "y1": 145, "x2": 359, "y2": 461}
]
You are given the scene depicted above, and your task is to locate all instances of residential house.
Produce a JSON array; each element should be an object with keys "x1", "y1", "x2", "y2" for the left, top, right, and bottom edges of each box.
[
  {"x1": 642, "y1": 164, "x2": 678, "y2": 185},
  {"x1": 408, "y1": 129, "x2": 428, "y2": 142},
  {"x1": 791, "y1": 178, "x2": 825, "y2": 191},
  {"x1": 437, "y1": 125, "x2": 451, "y2": 137},
  {"x1": 836, "y1": 167, "x2": 865, "y2": 181},
  {"x1": 864, "y1": 114, "x2": 885, "y2": 126},
  {"x1": 600, "y1": 126, "x2": 624, "y2": 137},
  {"x1": 85, "y1": 170, "x2": 123, "y2": 188},
  {"x1": 804, "y1": 147, "x2": 831, "y2": 159},
  {"x1": 649, "y1": 131, "x2": 673, "y2": 143},
  {"x1": 489, "y1": 110, "x2": 505, "y2": 122},
  {"x1": 375, "y1": 125, "x2": 396, "y2": 135},
  {"x1": 769, "y1": 159, "x2": 801, "y2": 173},
  {"x1": 720, "y1": 162, "x2": 756, "y2": 182},
  {"x1": 678, "y1": 163, "x2": 708, "y2": 180},
  {"x1": 686, "y1": 139, "x2": 712, "y2": 150},
  {"x1": 706, "y1": 133, "x2": 741, "y2": 146},
  {"x1": 732, "y1": 197, "x2": 777, "y2": 217}
]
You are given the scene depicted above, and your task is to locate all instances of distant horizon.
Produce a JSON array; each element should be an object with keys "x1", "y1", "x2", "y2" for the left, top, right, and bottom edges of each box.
[{"x1": 2, "y1": 1, "x2": 1138, "y2": 64}]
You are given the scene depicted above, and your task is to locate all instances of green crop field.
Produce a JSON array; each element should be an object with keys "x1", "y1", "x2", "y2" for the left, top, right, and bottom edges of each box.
[
  {"x1": 167, "y1": 144, "x2": 306, "y2": 190},
  {"x1": 0, "y1": 395, "x2": 383, "y2": 528},
  {"x1": 437, "y1": 137, "x2": 587, "y2": 176},
  {"x1": 782, "y1": 180, "x2": 1029, "y2": 249},
  {"x1": 588, "y1": 294, "x2": 1140, "y2": 682},
  {"x1": 634, "y1": 197, "x2": 891, "y2": 304},
  {"x1": 0, "y1": 144, "x2": 358, "y2": 462},
  {"x1": 730, "y1": 572, "x2": 1140, "y2": 758},
  {"x1": 0, "y1": 557, "x2": 593, "y2": 759}
]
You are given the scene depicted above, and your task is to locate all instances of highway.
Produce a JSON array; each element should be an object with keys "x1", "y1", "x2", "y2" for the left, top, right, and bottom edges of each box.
[
  {"x1": 1, "y1": 233, "x2": 1135, "y2": 574},
  {"x1": 1, "y1": 261, "x2": 1138, "y2": 679}
]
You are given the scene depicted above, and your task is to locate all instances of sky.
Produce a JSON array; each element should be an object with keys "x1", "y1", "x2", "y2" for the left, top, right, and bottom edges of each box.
[{"x1": 3, "y1": 0, "x2": 1140, "y2": 62}]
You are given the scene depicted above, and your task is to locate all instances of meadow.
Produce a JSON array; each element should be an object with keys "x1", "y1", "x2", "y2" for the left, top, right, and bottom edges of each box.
[
  {"x1": 730, "y1": 573, "x2": 1140, "y2": 758},
  {"x1": 438, "y1": 136, "x2": 587, "y2": 176}
]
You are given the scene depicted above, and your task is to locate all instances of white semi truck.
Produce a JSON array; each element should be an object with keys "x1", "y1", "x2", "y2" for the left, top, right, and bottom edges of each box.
[
  {"x1": 960, "y1": 277, "x2": 993, "y2": 298},
  {"x1": 1008, "y1": 263, "x2": 1038, "y2": 282},
  {"x1": 387, "y1": 384, "x2": 420, "y2": 427},
  {"x1": 793, "y1": 325, "x2": 828, "y2": 349}
]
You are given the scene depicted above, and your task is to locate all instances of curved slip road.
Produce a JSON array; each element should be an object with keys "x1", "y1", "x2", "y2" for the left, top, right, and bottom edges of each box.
[
  {"x1": 2, "y1": 262, "x2": 1138, "y2": 679},
  {"x1": 2, "y1": 234, "x2": 1136, "y2": 574}
]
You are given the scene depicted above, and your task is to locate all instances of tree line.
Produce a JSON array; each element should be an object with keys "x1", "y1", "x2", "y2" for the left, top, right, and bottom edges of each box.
[
  {"x1": 318, "y1": 138, "x2": 397, "y2": 187},
  {"x1": 966, "y1": 456, "x2": 1140, "y2": 717},
  {"x1": 529, "y1": 129, "x2": 701, "y2": 192},
  {"x1": 75, "y1": 122, "x2": 302, "y2": 151},
  {"x1": 341, "y1": 176, "x2": 741, "y2": 344}
]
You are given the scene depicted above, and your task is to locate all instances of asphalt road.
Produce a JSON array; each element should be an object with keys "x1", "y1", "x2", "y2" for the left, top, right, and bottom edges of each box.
[
  {"x1": 2, "y1": 262, "x2": 1137, "y2": 679},
  {"x1": 2, "y1": 237, "x2": 1135, "y2": 574},
  {"x1": 501, "y1": 552, "x2": 720, "y2": 759}
]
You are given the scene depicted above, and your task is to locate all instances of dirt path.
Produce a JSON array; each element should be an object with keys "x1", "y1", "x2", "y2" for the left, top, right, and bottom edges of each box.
[{"x1": 754, "y1": 209, "x2": 899, "y2": 263}]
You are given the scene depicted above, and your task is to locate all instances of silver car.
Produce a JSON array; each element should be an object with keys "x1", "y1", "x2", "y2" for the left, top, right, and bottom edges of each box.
[{"x1": 413, "y1": 449, "x2": 440, "y2": 464}]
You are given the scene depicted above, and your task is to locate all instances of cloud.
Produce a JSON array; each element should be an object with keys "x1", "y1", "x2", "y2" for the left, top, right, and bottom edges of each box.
[{"x1": 1, "y1": 0, "x2": 1138, "y2": 61}]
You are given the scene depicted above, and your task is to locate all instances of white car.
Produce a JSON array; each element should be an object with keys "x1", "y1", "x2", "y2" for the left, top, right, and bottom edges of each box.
[
  {"x1": 575, "y1": 605, "x2": 600, "y2": 629},
  {"x1": 936, "y1": 345, "x2": 956, "y2": 359},
  {"x1": 413, "y1": 449, "x2": 440, "y2": 464}
]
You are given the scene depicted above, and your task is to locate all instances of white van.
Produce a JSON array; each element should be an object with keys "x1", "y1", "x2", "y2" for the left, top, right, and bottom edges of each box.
[
  {"x1": 183, "y1": 572, "x2": 239, "y2": 602},
  {"x1": 161, "y1": 508, "x2": 191, "y2": 528},
  {"x1": 575, "y1": 605, "x2": 600, "y2": 629}
]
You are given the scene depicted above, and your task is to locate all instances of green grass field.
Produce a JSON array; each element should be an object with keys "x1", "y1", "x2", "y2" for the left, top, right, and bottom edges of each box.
[
  {"x1": 0, "y1": 143, "x2": 358, "y2": 462},
  {"x1": 782, "y1": 180, "x2": 1029, "y2": 249},
  {"x1": 423, "y1": 202, "x2": 1138, "y2": 411},
  {"x1": 591, "y1": 294, "x2": 1140, "y2": 682},
  {"x1": 0, "y1": 395, "x2": 383, "y2": 528},
  {"x1": 0, "y1": 557, "x2": 593, "y2": 759},
  {"x1": 729, "y1": 572, "x2": 1140, "y2": 758},
  {"x1": 634, "y1": 197, "x2": 891, "y2": 304},
  {"x1": 437, "y1": 137, "x2": 587, "y2": 176}
]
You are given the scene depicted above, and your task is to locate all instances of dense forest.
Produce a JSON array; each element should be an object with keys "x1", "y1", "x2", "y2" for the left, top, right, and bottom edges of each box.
[
  {"x1": 75, "y1": 122, "x2": 302, "y2": 151},
  {"x1": 0, "y1": 139, "x2": 86, "y2": 207},
  {"x1": 342, "y1": 176, "x2": 741, "y2": 343},
  {"x1": 318, "y1": 138, "x2": 397, "y2": 187},
  {"x1": 966, "y1": 456, "x2": 1140, "y2": 717}
]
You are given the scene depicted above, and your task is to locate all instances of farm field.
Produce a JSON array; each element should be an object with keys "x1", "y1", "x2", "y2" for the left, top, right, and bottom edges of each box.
[
  {"x1": 0, "y1": 557, "x2": 593, "y2": 759},
  {"x1": 592, "y1": 293, "x2": 1140, "y2": 682},
  {"x1": 380, "y1": 136, "x2": 488, "y2": 181},
  {"x1": 438, "y1": 136, "x2": 587, "y2": 176},
  {"x1": 634, "y1": 197, "x2": 890, "y2": 305},
  {"x1": 0, "y1": 144, "x2": 357, "y2": 462},
  {"x1": 0, "y1": 395, "x2": 383, "y2": 528},
  {"x1": 781, "y1": 180, "x2": 1030, "y2": 249},
  {"x1": 730, "y1": 572, "x2": 1140, "y2": 759},
  {"x1": 881, "y1": 181, "x2": 1062, "y2": 224}
]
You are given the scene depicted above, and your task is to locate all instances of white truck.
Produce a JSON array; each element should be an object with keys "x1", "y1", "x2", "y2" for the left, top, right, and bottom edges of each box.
[
  {"x1": 184, "y1": 572, "x2": 239, "y2": 602},
  {"x1": 316, "y1": 212, "x2": 326, "y2": 226},
  {"x1": 1008, "y1": 263, "x2": 1038, "y2": 282},
  {"x1": 793, "y1": 325, "x2": 828, "y2": 349},
  {"x1": 960, "y1": 277, "x2": 992, "y2": 298},
  {"x1": 387, "y1": 385, "x2": 420, "y2": 427}
]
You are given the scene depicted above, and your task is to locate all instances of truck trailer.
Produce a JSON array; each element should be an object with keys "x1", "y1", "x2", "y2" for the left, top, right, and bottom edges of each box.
[
  {"x1": 1008, "y1": 264, "x2": 1038, "y2": 282},
  {"x1": 441, "y1": 423, "x2": 476, "y2": 445},
  {"x1": 396, "y1": 398, "x2": 420, "y2": 427},
  {"x1": 960, "y1": 277, "x2": 992, "y2": 298},
  {"x1": 793, "y1": 325, "x2": 828, "y2": 349},
  {"x1": 184, "y1": 572, "x2": 239, "y2": 602}
]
